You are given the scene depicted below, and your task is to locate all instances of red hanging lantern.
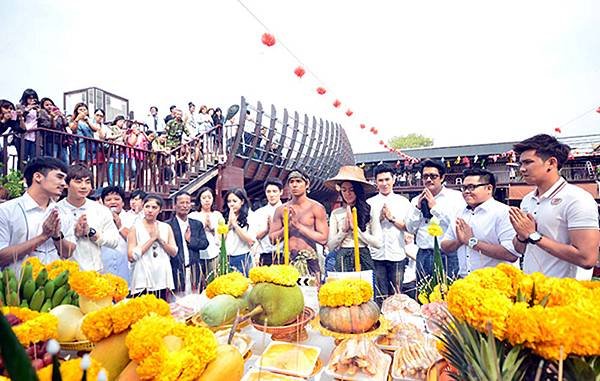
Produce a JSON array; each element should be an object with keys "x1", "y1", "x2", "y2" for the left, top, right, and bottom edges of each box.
[
  {"x1": 261, "y1": 33, "x2": 276, "y2": 47},
  {"x1": 372, "y1": 128, "x2": 378, "y2": 135},
  {"x1": 316, "y1": 87, "x2": 327, "y2": 95},
  {"x1": 333, "y1": 99, "x2": 341, "y2": 108},
  {"x1": 294, "y1": 66, "x2": 305, "y2": 78},
  {"x1": 596, "y1": 106, "x2": 600, "y2": 113},
  {"x1": 554, "y1": 127, "x2": 562, "y2": 134},
  {"x1": 379, "y1": 140, "x2": 384, "y2": 145},
  {"x1": 359, "y1": 123, "x2": 366, "y2": 129},
  {"x1": 345, "y1": 109, "x2": 353, "y2": 117}
]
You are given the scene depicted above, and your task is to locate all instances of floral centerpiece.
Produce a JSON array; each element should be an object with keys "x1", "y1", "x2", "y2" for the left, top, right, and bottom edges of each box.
[
  {"x1": 435, "y1": 264, "x2": 600, "y2": 380},
  {"x1": 417, "y1": 217, "x2": 455, "y2": 304},
  {"x1": 205, "y1": 272, "x2": 250, "y2": 299},
  {"x1": 126, "y1": 314, "x2": 218, "y2": 380},
  {"x1": 68, "y1": 271, "x2": 128, "y2": 314}
]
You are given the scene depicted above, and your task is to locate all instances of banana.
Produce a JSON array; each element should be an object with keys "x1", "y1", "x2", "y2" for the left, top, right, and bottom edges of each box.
[
  {"x1": 29, "y1": 288, "x2": 46, "y2": 311},
  {"x1": 20, "y1": 263, "x2": 33, "y2": 284},
  {"x1": 35, "y1": 268, "x2": 48, "y2": 289},
  {"x1": 43, "y1": 280, "x2": 55, "y2": 299},
  {"x1": 21, "y1": 279, "x2": 35, "y2": 302},
  {"x1": 8, "y1": 278, "x2": 17, "y2": 294},
  {"x1": 20, "y1": 299, "x2": 29, "y2": 308},
  {"x1": 0, "y1": 291, "x2": 5, "y2": 306},
  {"x1": 40, "y1": 299, "x2": 53, "y2": 313},
  {"x1": 7, "y1": 291, "x2": 19, "y2": 306},
  {"x1": 52, "y1": 270, "x2": 69, "y2": 288},
  {"x1": 51, "y1": 285, "x2": 68, "y2": 308},
  {"x1": 60, "y1": 293, "x2": 72, "y2": 306}
]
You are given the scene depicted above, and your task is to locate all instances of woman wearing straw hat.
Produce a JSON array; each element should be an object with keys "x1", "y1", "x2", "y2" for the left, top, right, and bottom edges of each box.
[{"x1": 325, "y1": 166, "x2": 382, "y2": 272}]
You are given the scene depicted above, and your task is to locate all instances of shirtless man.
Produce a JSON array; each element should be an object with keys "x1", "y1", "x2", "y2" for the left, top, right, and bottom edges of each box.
[{"x1": 270, "y1": 170, "x2": 329, "y2": 278}]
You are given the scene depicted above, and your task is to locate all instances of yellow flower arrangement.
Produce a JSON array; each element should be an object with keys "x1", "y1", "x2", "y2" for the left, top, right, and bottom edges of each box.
[
  {"x1": 216, "y1": 219, "x2": 229, "y2": 235},
  {"x1": 126, "y1": 315, "x2": 218, "y2": 380},
  {"x1": 418, "y1": 283, "x2": 448, "y2": 304},
  {"x1": 68, "y1": 270, "x2": 127, "y2": 301},
  {"x1": 318, "y1": 279, "x2": 373, "y2": 307},
  {"x1": 45, "y1": 259, "x2": 80, "y2": 280},
  {"x1": 1, "y1": 307, "x2": 58, "y2": 346},
  {"x1": 249, "y1": 265, "x2": 300, "y2": 287},
  {"x1": 447, "y1": 263, "x2": 600, "y2": 360},
  {"x1": 37, "y1": 357, "x2": 105, "y2": 381},
  {"x1": 81, "y1": 294, "x2": 171, "y2": 342},
  {"x1": 22, "y1": 257, "x2": 44, "y2": 279},
  {"x1": 205, "y1": 272, "x2": 250, "y2": 298}
]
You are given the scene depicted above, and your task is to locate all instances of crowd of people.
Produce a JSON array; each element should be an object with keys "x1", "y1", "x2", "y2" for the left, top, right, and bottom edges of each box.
[
  {"x1": 0, "y1": 89, "x2": 231, "y2": 187},
  {"x1": 0, "y1": 134, "x2": 598, "y2": 304}
]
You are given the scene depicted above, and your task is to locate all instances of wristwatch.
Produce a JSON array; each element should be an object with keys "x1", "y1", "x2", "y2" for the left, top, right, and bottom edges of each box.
[
  {"x1": 467, "y1": 237, "x2": 479, "y2": 249},
  {"x1": 87, "y1": 227, "x2": 97, "y2": 238},
  {"x1": 51, "y1": 232, "x2": 64, "y2": 241},
  {"x1": 528, "y1": 232, "x2": 542, "y2": 245}
]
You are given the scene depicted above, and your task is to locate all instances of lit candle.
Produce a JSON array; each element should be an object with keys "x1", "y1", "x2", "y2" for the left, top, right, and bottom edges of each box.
[
  {"x1": 352, "y1": 207, "x2": 360, "y2": 272},
  {"x1": 283, "y1": 207, "x2": 289, "y2": 265}
]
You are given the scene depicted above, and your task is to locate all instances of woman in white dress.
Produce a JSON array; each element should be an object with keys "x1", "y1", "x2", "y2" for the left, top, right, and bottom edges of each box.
[
  {"x1": 222, "y1": 188, "x2": 256, "y2": 276},
  {"x1": 188, "y1": 187, "x2": 223, "y2": 290},
  {"x1": 128, "y1": 195, "x2": 178, "y2": 301}
]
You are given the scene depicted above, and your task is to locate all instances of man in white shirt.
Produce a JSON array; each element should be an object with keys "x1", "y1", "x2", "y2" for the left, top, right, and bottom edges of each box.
[
  {"x1": 406, "y1": 159, "x2": 465, "y2": 286},
  {"x1": 100, "y1": 186, "x2": 134, "y2": 285},
  {"x1": 509, "y1": 134, "x2": 599, "y2": 279},
  {"x1": 0, "y1": 157, "x2": 75, "y2": 271},
  {"x1": 441, "y1": 169, "x2": 519, "y2": 277},
  {"x1": 126, "y1": 190, "x2": 146, "y2": 223},
  {"x1": 366, "y1": 164, "x2": 412, "y2": 303},
  {"x1": 57, "y1": 164, "x2": 120, "y2": 271},
  {"x1": 145, "y1": 106, "x2": 166, "y2": 134},
  {"x1": 255, "y1": 178, "x2": 283, "y2": 265}
]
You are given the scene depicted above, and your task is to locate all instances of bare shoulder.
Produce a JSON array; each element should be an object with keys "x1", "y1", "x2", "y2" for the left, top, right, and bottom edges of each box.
[{"x1": 308, "y1": 199, "x2": 326, "y2": 213}]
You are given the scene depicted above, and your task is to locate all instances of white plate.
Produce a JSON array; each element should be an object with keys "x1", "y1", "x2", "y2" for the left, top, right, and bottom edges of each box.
[
  {"x1": 257, "y1": 341, "x2": 321, "y2": 379},
  {"x1": 325, "y1": 351, "x2": 391, "y2": 381}
]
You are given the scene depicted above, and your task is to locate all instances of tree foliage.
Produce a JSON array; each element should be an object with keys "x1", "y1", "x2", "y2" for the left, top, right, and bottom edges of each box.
[{"x1": 388, "y1": 133, "x2": 433, "y2": 149}]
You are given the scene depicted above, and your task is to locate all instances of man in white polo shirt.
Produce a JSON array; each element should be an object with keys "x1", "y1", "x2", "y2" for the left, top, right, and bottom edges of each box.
[
  {"x1": 0, "y1": 157, "x2": 76, "y2": 271},
  {"x1": 255, "y1": 178, "x2": 284, "y2": 265},
  {"x1": 57, "y1": 164, "x2": 120, "y2": 271},
  {"x1": 367, "y1": 164, "x2": 412, "y2": 303},
  {"x1": 509, "y1": 134, "x2": 599, "y2": 279},
  {"x1": 441, "y1": 169, "x2": 519, "y2": 277}
]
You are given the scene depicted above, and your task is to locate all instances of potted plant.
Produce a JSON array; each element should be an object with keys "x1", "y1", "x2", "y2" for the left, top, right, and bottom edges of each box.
[{"x1": 0, "y1": 168, "x2": 25, "y2": 200}]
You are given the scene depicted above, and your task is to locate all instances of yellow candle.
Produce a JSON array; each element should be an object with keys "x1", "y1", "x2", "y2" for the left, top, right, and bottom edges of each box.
[
  {"x1": 352, "y1": 207, "x2": 361, "y2": 272},
  {"x1": 283, "y1": 207, "x2": 289, "y2": 265}
]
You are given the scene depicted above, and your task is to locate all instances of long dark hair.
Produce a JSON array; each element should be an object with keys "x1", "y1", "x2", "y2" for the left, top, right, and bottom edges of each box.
[
  {"x1": 223, "y1": 188, "x2": 250, "y2": 228},
  {"x1": 19, "y1": 89, "x2": 39, "y2": 106},
  {"x1": 340, "y1": 181, "x2": 371, "y2": 232},
  {"x1": 197, "y1": 186, "x2": 216, "y2": 212}
]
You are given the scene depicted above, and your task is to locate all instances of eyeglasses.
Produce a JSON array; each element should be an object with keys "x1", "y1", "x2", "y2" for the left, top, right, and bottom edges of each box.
[
  {"x1": 460, "y1": 183, "x2": 489, "y2": 192},
  {"x1": 422, "y1": 174, "x2": 440, "y2": 180}
]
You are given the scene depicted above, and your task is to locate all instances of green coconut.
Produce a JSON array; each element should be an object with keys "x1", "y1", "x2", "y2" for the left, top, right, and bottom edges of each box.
[{"x1": 248, "y1": 282, "x2": 304, "y2": 326}]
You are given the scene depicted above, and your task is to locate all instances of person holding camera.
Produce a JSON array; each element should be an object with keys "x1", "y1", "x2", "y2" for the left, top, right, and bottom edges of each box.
[
  {"x1": 17, "y1": 89, "x2": 41, "y2": 163},
  {"x1": 405, "y1": 159, "x2": 465, "y2": 287}
]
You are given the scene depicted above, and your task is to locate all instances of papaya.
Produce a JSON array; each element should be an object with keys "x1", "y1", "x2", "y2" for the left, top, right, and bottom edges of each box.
[
  {"x1": 198, "y1": 344, "x2": 244, "y2": 381},
  {"x1": 116, "y1": 361, "x2": 140, "y2": 381},
  {"x1": 200, "y1": 295, "x2": 247, "y2": 327},
  {"x1": 90, "y1": 331, "x2": 130, "y2": 381},
  {"x1": 248, "y1": 282, "x2": 304, "y2": 326}
]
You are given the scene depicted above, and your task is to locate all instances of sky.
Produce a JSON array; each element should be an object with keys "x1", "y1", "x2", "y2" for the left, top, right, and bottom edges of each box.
[{"x1": 2, "y1": 0, "x2": 600, "y2": 154}]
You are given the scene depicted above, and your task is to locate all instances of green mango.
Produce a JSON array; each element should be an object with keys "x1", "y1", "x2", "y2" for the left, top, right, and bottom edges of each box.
[
  {"x1": 248, "y1": 282, "x2": 304, "y2": 326},
  {"x1": 201, "y1": 294, "x2": 247, "y2": 327}
]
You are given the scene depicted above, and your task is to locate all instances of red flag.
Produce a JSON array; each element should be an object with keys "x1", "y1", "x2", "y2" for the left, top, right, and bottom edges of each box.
[
  {"x1": 345, "y1": 109, "x2": 353, "y2": 117},
  {"x1": 554, "y1": 127, "x2": 561, "y2": 134},
  {"x1": 359, "y1": 123, "x2": 366, "y2": 129}
]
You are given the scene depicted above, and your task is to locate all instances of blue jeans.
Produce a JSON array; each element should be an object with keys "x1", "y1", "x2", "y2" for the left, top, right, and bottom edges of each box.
[
  {"x1": 108, "y1": 157, "x2": 126, "y2": 186},
  {"x1": 415, "y1": 248, "x2": 459, "y2": 290},
  {"x1": 229, "y1": 253, "x2": 251, "y2": 276},
  {"x1": 373, "y1": 258, "x2": 407, "y2": 304}
]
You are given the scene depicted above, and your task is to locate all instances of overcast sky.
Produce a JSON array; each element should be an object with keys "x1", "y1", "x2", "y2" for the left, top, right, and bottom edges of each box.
[{"x1": 2, "y1": 0, "x2": 600, "y2": 153}]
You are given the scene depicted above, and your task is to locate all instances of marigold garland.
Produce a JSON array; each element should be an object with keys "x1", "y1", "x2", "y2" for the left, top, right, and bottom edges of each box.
[
  {"x1": 249, "y1": 265, "x2": 299, "y2": 287},
  {"x1": 37, "y1": 357, "x2": 105, "y2": 381},
  {"x1": 318, "y1": 279, "x2": 373, "y2": 307},
  {"x1": 81, "y1": 294, "x2": 170, "y2": 342},
  {"x1": 205, "y1": 272, "x2": 250, "y2": 298},
  {"x1": 126, "y1": 315, "x2": 218, "y2": 380},
  {"x1": 1, "y1": 307, "x2": 58, "y2": 346},
  {"x1": 45, "y1": 260, "x2": 80, "y2": 280},
  {"x1": 447, "y1": 264, "x2": 600, "y2": 360},
  {"x1": 68, "y1": 270, "x2": 127, "y2": 301}
]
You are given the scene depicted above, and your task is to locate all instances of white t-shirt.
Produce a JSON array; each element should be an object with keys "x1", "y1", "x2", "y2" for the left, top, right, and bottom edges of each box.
[
  {"x1": 442, "y1": 198, "x2": 520, "y2": 277},
  {"x1": 520, "y1": 178, "x2": 599, "y2": 279},
  {"x1": 366, "y1": 192, "x2": 413, "y2": 261},
  {"x1": 253, "y1": 202, "x2": 281, "y2": 254},
  {"x1": 224, "y1": 211, "x2": 257, "y2": 257}
]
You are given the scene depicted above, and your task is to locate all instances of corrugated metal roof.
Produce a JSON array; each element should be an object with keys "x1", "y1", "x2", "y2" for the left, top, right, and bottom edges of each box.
[{"x1": 354, "y1": 134, "x2": 600, "y2": 163}]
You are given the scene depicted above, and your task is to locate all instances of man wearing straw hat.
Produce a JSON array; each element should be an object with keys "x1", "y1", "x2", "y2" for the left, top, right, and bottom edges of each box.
[
  {"x1": 270, "y1": 169, "x2": 329, "y2": 278},
  {"x1": 367, "y1": 163, "x2": 413, "y2": 303},
  {"x1": 324, "y1": 165, "x2": 381, "y2": 272}
]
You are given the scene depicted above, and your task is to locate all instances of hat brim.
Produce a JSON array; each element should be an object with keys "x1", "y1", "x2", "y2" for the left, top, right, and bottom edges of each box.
[{"x1": 323, "y1": 177, "x2": 377, "y2": 194}]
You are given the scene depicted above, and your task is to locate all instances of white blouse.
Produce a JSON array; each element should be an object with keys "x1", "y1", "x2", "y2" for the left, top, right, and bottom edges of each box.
[
  {"x1": 327, "y1": 207, "x2": 382, "y2": 251},
  {"x1": 189, "y1": 210, "x2": 223, "y2": 260},
  {"x1": 130, "y1": 220, "x2": 174, "y2": 293}
]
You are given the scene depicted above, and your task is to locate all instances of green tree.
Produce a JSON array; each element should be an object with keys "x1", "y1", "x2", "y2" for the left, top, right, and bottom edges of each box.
[{"x1": 388, "y1": 133, "x2": 433, "y2": 149}]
